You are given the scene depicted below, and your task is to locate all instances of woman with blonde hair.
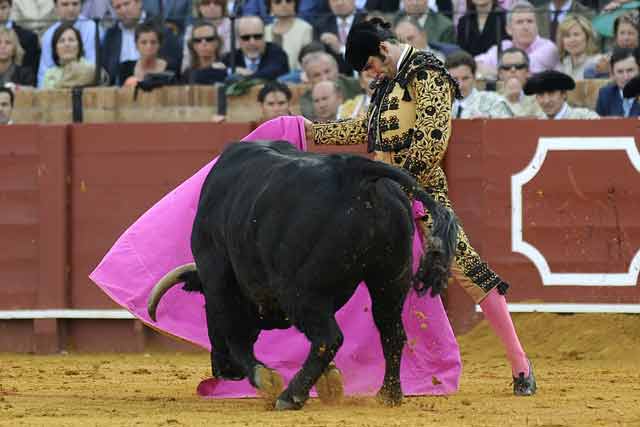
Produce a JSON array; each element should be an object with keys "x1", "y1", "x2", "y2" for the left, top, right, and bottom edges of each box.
[
  {"x1": 555, "y1": 14, "x2": 603, "y2": 80},
  {"x1": 0, "y1": 27, "x2": 34, "y2": 86}
]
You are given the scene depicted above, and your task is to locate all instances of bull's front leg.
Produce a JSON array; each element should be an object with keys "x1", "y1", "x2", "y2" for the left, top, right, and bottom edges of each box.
[{"x1": 276, "y1": 312, "x2": 344, "y2": 410}]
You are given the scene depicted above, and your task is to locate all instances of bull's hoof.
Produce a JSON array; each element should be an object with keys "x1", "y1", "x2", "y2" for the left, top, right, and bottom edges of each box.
[
  {"x1": 376, "y1": 388, "x2": 403, "y2": 407},
  {"x1": 274, "y1": 397, "x2": 305, "y2": 411},
  {"x1": 253, "y1": 365, "x2": 284, "y2": 407},
  {"x1": 316, "y1": 363, "x2": 343, "y2": 404}
]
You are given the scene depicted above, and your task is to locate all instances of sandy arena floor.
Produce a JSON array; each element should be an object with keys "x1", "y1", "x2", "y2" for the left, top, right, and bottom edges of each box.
[{"x1": 1, "y1": 313, "x2": 640, "y2": 426}]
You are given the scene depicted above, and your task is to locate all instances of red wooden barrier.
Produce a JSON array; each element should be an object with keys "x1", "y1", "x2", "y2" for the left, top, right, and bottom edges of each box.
[{"x1": 0, "y1": 120, "x2": 638, "y2": 351}]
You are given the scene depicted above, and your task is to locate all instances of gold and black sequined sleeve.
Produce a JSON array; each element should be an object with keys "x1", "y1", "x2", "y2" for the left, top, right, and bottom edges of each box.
[
  {"x1": 312, "y1": 116, "x2": 368, "y2": 146},
  {"x1": 400, "y1": 69, "x2": 453, "y2": 182}
]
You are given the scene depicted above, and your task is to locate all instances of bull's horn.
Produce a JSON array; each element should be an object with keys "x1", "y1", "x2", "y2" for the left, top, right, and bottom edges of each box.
[{"x1": 147, "y1": 263, "x2": 197, "y2": 322}]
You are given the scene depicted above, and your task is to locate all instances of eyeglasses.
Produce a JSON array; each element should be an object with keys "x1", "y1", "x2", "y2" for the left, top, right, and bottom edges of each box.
[
  {"x1": 239, "y1": 33, "x2": 264, "y2": 41},
  {"x1": 499, "y1": 63, "x2": 528, "y2": 71},
  {"x1": 192, "y1": 35, "x2": 216, "y2": 44},
  {"x1": 272, "y1": 0, "x2": 294, "y2": 4}
]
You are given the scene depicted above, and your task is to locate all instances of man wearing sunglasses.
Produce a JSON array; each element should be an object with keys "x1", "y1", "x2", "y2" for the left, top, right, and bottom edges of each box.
[
  {"x1": 307, "y1": 18, "x2": 537, "y2": 397},
  {"x1": 497, "y1": 47, "x2": 543, "y2": 117},
  {"x1": 222, "y1": 15, "x2": 289, "y2": 80}
]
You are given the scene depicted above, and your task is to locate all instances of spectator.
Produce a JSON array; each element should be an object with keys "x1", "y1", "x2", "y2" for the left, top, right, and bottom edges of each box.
[
  {"x1": 497, "y1": 46, "x2": 543, "y2": 116},
  {"x1": 446, "y1": 50, "x2": 513, "y2": 118},
  {"x1": 38, "y1": 0, "x2": 101, "y2": 88},
  {"x1": 182, "y1": 0, "x2": 231, "y2": 71},
  {"x1": 613, "y1": 10, "x2": 640, "y2": 49},
  {"x1": 456, "y1": 0, "x2": 508, "y2": 57},
  {"x1": 312, "y1": 79, "x2": 343, "y2": 121},
  {"x1": 143, "y1": 0, "x2": 192, "y2": 34},
  {"x1": 120, "y1": 21, "x2": 168, "y2": 86},
  {"x1": 1, "y1": 0, "x2": 40, "y2": 73},
  {"x1": 223, "y1": 15, "x2": 289, "y2": 80},
  {"x1": 535, "y1": 0, "x2": 594, "y2": 42},
  {"x1": 0, "y1": 27, "x2": 35, "y2": 86},
  {"x1": 337, "y1": 67, "x2": 375, "y2": 118},
  {"x1": 42, "y1": 23, "x2": 100, "y2": 88},
  {"x1": 314, "y1": 0, "x2": 367, "y2": 75},
  {"x1": 103, "y1": 0, "x2": 182, "y2": 85},
  {"x1": 265, "y1": 0, "x2": 313, "y2": 71},
  {"x1": 394, "y1": 17, "x2": 446, "y2": 62},
  {"x1": 524, "y1": 69, "x2": 598, "y2": 118},
  {"x1": 395, "y1": 0, "x2": 455, "y2": 44},
  {"x1": 9, "y1": 0, "x2": 56, "y2": 34},
  {"x1": 595, "y1": 47, "x2": 640, "y2": 117},
  {"x1": 298, "y1": 51, "x2": 361, "y2": 118},
  {"x1": 587, "y1": 10, "x2": 640, "y2": 78},
  {"x1": 81, "y1": 0, "x2": 116, "y2": 20},
  {"x1": 554, "y1": 14, "x2": 602, "y2": 80},
  {"x1": 476, "y1": 1, "x2": 559, "y2": 80},
  {"x1": 181, "y1": 21, "x2": 226, "y2": 83},
  {"x1": 257, "y1": 80, "x2": 292, "y2": 122},
  {"x1": 0, "y1": 85, "x2": 12, "y2": 124}
]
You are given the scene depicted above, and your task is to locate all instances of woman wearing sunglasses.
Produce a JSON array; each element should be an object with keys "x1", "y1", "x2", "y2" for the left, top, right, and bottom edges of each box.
[
  {"x1": 181, "y1": 21, "x2": 227, "y2": 84},
  {"x1": 181, "y1": 0, "x2": 231, "y2": 71},
  {"x1": 264, "y1": 0, "x2": 312, "y2": 71}
]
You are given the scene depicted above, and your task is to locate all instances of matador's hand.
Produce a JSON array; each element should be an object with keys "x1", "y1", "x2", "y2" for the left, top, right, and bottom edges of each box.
[{"x1": 303, "y1": 118, "x2": 315, "y2": 142}]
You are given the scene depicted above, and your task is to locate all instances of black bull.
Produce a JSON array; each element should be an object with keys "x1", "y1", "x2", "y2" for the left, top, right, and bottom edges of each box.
[{"x1": 148, "y1": 140, "x2": 459, "y2": 410}]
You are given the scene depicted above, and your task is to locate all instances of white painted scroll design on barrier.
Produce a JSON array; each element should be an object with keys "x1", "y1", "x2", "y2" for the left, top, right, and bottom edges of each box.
[{"x1": 511, "y1": 137, "x2": 640, "y2": 286}]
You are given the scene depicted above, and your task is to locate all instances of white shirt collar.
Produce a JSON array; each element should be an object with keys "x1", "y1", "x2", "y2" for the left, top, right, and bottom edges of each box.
[
  {"x1": 550, "y1": 0, "x2": 572, "y2": 12},
  {"x1": 4, "y1": 20, "x2": 13, "y2": 29},
  {"x1": 551, "y1": 102, "x2": 569, "y2": 119}
]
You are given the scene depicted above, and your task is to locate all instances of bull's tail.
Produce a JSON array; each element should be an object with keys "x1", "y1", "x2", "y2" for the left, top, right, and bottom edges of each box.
[
  {"x1": 358, "y1": 159, "x2": 458, "y2": 297},
  {"x1": 147, "y1": 263, "x2": 201, "y2": 322},
  {"x1": 410, "y1": 187, "x2": 458, "y2": 297}
]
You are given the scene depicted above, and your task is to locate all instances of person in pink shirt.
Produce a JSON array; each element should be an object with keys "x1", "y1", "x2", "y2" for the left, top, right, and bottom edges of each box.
[{"x1": 475, "y1": 0, "x2": 559, "y2": 80}]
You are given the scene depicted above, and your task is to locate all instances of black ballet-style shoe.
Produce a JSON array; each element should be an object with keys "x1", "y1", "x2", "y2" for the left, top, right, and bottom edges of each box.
[{"x1": 513, "y1": 359, "x2": 537, "y2": 396}]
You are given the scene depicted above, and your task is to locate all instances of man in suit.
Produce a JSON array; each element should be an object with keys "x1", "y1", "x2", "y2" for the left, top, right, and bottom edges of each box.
[
  {"x1": 223, "y1": 15, "x2": 289, "y2": 80},
  {"x1": 102, "y1": 0, "x2": 182, "y2": 85},
  {"x1": 596, "y1": 47, "x2": 640, "y2": 117},
  {"x1": 535, "y1": 0, "x2": 594, "y2": 42},
  {"x1": 314, "y1": 0, "x2": 367, "y2": 75},
  {"x1": 37, "y1": 0, "x2": 101, "y2": 87},
  {"x1": 0, "y1": 0, "x2": 40, "y2": 74},
  {"x1": 524, "y1": 70, "x2": 599, "y2": 118},
  {"x1": 395, "y1": 0, "x2": 455, "y2": 44}
]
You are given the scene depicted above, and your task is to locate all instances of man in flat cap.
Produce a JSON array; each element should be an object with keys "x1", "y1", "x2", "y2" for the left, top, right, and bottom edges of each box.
[
  {"x1": 305, "y1": 17, "x2": 537, "y2": 397},
  {"x1": 524, "y1": 70, "x2": 599, "y2": 119}
]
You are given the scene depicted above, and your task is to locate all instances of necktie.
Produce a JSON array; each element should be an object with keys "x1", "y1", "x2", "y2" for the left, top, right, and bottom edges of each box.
[
  {"x1": 623, "y1": 98, "x2": 633, "y2": 117},
  {"x1": 549, "y1": 10, "x2": 560, "y2": 42},
  {"x1": 248, "y1": 59, "x2": 258, "y2": 72},
  {"x1": 339, "y1": 19, "x2": 349, "y2": 44}
]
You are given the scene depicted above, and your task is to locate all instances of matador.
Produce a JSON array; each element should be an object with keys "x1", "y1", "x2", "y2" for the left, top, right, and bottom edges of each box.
[{"x1": 307, "y1": 18, "x2": 537, "y2": 396}]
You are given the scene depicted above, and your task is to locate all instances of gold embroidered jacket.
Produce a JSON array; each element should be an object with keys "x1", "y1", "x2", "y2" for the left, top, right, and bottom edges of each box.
[{"x1": 313, "y1": 47, "x2": 461, "y2": 188}]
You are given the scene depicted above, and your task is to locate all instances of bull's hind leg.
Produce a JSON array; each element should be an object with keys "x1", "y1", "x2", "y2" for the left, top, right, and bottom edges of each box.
[
  {"x1": 366, "y1": 272, "x2": 411, "y2": 406},
  {"x1": 276, "y1": 304, "x2": 344, "y2": 410}
]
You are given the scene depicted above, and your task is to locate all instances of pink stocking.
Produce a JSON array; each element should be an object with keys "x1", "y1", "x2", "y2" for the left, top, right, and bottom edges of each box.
[{"x1": 478, "y1": 288, "x2": 529, "y2": 377}]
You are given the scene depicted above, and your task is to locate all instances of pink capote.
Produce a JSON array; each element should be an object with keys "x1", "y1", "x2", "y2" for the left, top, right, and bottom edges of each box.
[{"x1": 90, "y1": 116, "x2": 461, "y2": 398}]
